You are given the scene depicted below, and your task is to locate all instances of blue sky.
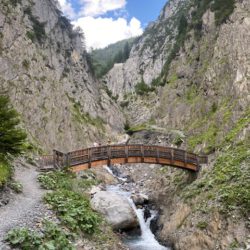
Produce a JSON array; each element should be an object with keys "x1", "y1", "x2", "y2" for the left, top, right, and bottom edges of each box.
[{"x1": 58, "y1": 0, "x2": 167, "y2": 49}]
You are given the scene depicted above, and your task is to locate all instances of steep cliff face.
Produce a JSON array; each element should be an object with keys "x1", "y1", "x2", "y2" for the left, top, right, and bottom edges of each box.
[
  {"x1": 104, "y1": 0, "x2": 250, "y2": 249},
  {"x1": 104, "y1": 0, "x2": 190, "y2": 98},
  {"x1": 110, "y1": 0, "x2": 249, "y2": 153},
  {"x1": 0, "y1": 0, "x2": 125, "y2": 153}
]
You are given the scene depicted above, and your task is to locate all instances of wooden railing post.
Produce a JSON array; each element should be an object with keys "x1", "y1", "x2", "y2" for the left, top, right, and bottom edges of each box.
[
  {"x1": 65, "y1": 153, "x2": 70, "y2": 168},
  {"x1": 88, "y1": 148, "x2": 92, "y2": 168},
  {"x1": 184, "y1": 151, "x2": 187, "y2": 168},
  {"x1": 53, "y1": 149, "x2": 57, "y2": 168},
  {"x1": 125, "y1": 145, "x2": 128, "y2": 163},
  {"x1": 107, "y1": 146, "x2": 111, "y2": 166},
  {"x1": 141, "y1": 145, "x2": 144, "y2": 163},
  {"x1": 196, "y1": 155, "x2": 199, "y2": 171},
  {"x1": 156, "y1": 147, "x2": 159, "y2": 164},
  {"x1": 171, "y1": 148, "x2": 174, "y2": 165}
]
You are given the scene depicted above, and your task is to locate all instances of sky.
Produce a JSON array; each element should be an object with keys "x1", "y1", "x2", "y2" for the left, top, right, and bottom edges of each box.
[{"x1": 57, "y1": 0, "x2": 167, "y2": 50}]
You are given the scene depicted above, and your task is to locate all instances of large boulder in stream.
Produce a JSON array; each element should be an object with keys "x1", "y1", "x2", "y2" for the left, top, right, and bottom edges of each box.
[{"x1": 91, "y1": 191, "x2": 138, "y2": 230}]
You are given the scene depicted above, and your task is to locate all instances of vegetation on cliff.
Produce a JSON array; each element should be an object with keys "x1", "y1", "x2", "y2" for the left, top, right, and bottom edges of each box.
[{"x1": 90, "y1": 38, "x2": 135, "y2": 78}]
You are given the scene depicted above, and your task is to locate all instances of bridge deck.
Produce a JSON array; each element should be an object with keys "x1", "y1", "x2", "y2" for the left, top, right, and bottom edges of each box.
[{"x1": 40, "y1": 144, "x2": 208, "y2": 172}]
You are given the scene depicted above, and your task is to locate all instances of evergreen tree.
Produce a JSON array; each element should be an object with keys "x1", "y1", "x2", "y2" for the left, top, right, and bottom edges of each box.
[
  {"x1": 0, "y1": 96, "x2": 27, "y2": 157},
  {"x1": 123, "y1": 42, "x2": 130, "y2": 61}
]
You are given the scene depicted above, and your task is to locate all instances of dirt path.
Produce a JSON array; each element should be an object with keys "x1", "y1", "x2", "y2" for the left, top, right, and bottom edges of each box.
[{"x1": 0, "y1": 165, "x2": 50, "y2": 248}]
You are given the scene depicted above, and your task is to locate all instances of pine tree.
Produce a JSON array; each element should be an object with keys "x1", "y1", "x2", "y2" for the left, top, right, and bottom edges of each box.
[{"x1": 0, "y1": 96, "x2": 27, "y2": 157}]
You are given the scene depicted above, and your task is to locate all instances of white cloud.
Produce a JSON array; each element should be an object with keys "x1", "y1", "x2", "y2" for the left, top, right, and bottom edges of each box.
[
  {"x1": 73, "y1": 16, "x2": 143, "y2": 49},
  {"x1": 57, "y1": 0, "x2": 143, "y2": 49},
  {"x1": 79, "y1": 0, "x2": 127, "y2": 17},
  {"x1": 57, "y1": 0, "x2": 76, "y2": 19}
]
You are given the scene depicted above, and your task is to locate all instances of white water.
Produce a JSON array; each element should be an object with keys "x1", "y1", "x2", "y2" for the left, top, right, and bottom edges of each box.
[
  {"x1": 103, "y1": 165, "x2": 127, "y2": 182},
  {"x1": 106, "y1": 184, "x2": 168, "y2": 250}
]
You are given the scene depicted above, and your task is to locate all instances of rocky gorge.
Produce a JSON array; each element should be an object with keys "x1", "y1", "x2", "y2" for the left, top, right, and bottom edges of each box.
[{"x1": 0, "y1": 0, "x2": 249, "y2": 249}]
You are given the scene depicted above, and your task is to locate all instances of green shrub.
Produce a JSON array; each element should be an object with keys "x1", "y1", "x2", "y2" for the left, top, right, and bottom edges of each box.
[
  {"x1": 44, "y1": 190, "x2": 101, "y2": 234},
  {"x1": 135, "y1": 80, "x2": 154, "y2": 95},
  {"x1": 26, "y1": 31, "x2": 36, "y2": 42},
  {"x1": 120, "y1": 100, "x2": 129, "y2": 108},
  {"x1": 212, "y1": 0, "x2": 235, "y2": 26},
  {"x1": 9, "y1": 0, "x2": 21, "y2": 7},
  {"x1": 6, "y1": 228, "x2": 42, "y2": 249},
  {"x1": 196, "y1": 221, "x2": 208, "y2": 230},
  {"x1": 9, "y1": 181, "x2": 23, "y2": 193},
  {"x1": 38, "y1": 171, "x2": 99, "y2": 191},
  {"x1": 38, "y1": 171, "x2": 101, "y2": 235},
  {"x1": 24, "y1": 7, "x2": 46, "y2": 43},
  {"x1": 38, "y1": 171, "x2": 73, "y2": 190},
  {"x1": 6, "y1": 221, "x2": 74, "y2": 250},
  {"x1": 22, "y1": 59, "x2": 30, "y2": 70}
]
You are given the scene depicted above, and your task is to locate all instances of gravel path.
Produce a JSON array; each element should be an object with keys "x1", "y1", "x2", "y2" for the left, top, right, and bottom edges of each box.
[{"x1": 0, "y1": 165, "x2": 51, "y2": 249}]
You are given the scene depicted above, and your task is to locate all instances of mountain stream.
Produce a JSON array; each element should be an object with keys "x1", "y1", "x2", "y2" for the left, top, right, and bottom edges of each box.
[{"x1": 105, "y1": 166, "x2": 169, "y2": 250}]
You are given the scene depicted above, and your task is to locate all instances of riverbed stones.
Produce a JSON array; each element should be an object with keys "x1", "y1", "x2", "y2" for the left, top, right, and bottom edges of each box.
[
  {"x1": 131, "y1": 193, "x2": 149, "y2": 205},
  {"x1": 91, "y1": 191, "x2": 138, "y2": 230}
]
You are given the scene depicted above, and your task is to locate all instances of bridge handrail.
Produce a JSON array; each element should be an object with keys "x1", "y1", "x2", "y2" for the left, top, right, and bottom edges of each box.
[{"x1": 51, "y1": 144, "x2": 208, "y2": 170}]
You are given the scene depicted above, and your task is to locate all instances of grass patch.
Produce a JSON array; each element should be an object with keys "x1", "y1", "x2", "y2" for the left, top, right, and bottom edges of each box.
[
  {"x1": 187, "y1": 123, "x2": 218, "y2": 153},
  {"x1": 196, "y1": 221, "x2": 208, "y2": 230},
  {"x1": 68, "y1": 96, "x2": 105, "y2": 131},
  {"x1": 183, "y1": 140, "x2": 250, "y2": 216},
  {"x1": 224, "y1": 109, "x2": 250, "y2": 144},
  {"x1": 211, "y1": 142, "x2": 250, "y2": 215},
  {"x1": 126, "y1": 124, "x2": 148, "y2": 133}
]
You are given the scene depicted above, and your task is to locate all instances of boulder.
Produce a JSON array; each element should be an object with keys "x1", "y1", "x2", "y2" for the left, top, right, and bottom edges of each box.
[
  {"x1": 91, "y1": 191, "x2": 138, "y2": 230},
  {"x1": 131, "y1": 193, "x2": 149, "y2": 205},
  {"x1": 90, "y1": 167, "x2": 118, "y2": 185}
]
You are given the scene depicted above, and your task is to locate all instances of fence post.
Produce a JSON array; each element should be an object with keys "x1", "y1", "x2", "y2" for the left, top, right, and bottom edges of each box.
[
  {"x1": 88, "y1": 148, "x2": 92, "y2": 168},
  {"x1": 53, "y1": 150, "x2": 57, "y2": 168},
  {"x1": 196, "y1": 155, "x2": 200, "y2": 171},
  {"x1": 184, "y1": 151, "x2": 187, "y2": 168},
  {"x1": 65, "y1": 153, "x2": 70, "y2": 168},
  {"x1": 107, "y1": 146, "x2": 111, "y2": 166},
  {"x1": 171, "y1": 148, "x2": 174, "y2": 165},
  {"x1": 141, "y1": 145, "x2": 144, "y2": 163},
  {"x1": 125, "y1": 145, "x2": 128, "y2": 163}
]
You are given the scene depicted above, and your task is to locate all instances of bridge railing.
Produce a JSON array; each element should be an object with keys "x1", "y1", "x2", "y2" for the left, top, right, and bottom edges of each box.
[{"x1": 51, "y1": 144, "x2": 207, "y2": 170}]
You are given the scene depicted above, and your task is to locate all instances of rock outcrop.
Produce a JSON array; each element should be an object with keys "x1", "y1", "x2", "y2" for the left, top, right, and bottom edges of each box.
[
  {"x1": 91, "y1": 191, "x2": 138, "y2": 230},
  {"x1": 0, "y1": 0, "x2": 125, "y2": 152},
  {"x1": 104, "y1": 0, "x2": 190, "y2": 99}
]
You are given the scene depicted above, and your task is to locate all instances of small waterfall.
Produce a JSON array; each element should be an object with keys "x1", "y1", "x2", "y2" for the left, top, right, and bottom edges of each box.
[
  {"x1": 106, "y1": 184, "x2": 168, "y2": 250},
  {"x1": 105, "y1": 166, "x2": 169, "y2": 249},
  {"x1": 126, "y1": 198, "x2": 168, "y2": 250},
  {"x1": 103, "y1": 165, "x2": 127, "y2": 182}
]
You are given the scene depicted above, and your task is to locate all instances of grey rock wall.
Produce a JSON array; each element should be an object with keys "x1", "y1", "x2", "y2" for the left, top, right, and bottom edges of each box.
[{"x1": 0, "y1": 0, "x2": 125, "y2": 153}]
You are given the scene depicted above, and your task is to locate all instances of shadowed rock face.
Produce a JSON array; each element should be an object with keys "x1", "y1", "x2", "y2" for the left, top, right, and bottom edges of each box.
[
  {"x1": 91, "y1": 191, "x2": 138, "y2": 230},
  {"x1": 0, "y1": 0, "x2": 125, "y2": 152}
]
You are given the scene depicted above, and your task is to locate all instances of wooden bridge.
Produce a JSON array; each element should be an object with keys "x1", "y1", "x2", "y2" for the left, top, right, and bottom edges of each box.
[{"x1": 40, "y1": 144, "x2": 208, "y2": 172}]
